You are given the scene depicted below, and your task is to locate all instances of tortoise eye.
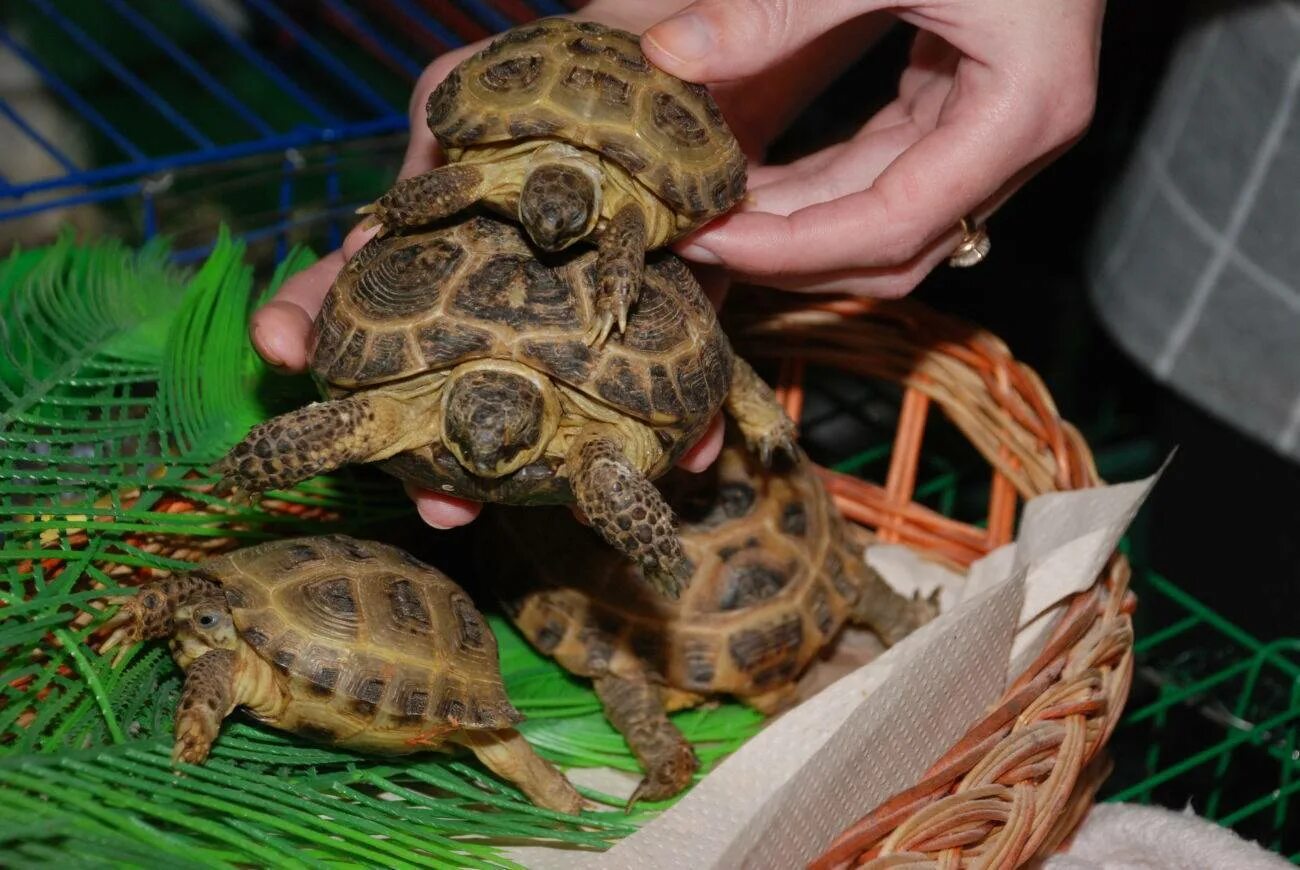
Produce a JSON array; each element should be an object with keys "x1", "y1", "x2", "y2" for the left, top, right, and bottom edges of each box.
[{"x1": 198, "y1": 614, "x2": 217, "y2": 628}]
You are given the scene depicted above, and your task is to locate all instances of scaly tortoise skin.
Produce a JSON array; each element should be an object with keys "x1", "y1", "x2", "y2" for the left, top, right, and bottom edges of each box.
[
  {"x1": 358, "y1": 17, "x2": 747, "y2": 345},
  {"x1": 478, "y1": 437, "x2": 938, "y2": 804},
  {"x1": 99, "y1": 535, "x2": 582, "y2": 814},
  {"x1": 213, "y1": 215, "x2": 796, "y2": 598}
]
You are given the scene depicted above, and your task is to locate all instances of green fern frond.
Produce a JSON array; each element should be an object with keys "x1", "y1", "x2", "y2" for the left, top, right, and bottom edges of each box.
[{"x1": 0, "y1": 233, "x2": 763, "y2": 867}]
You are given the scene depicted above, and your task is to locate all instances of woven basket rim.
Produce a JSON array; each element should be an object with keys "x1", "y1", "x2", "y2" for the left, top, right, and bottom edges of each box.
[{"x1": 729, "y1": 292, "x2": 1135, "y2": 870}]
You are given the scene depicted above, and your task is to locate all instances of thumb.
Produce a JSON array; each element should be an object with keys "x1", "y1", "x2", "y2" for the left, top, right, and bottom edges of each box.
[{"x1": 641, "y1": 0, "x2": 867, "y2": 83}]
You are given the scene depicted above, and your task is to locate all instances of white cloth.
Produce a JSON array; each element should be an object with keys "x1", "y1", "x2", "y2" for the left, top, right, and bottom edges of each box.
[{"x1": 1045, "y1": 803, "x2": 1291, "y2": 870}]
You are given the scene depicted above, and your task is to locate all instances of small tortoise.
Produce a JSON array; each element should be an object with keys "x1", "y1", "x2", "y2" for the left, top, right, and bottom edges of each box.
[
  {"x1": 99, "y1": 535, "x2": 583, "y2": 814},
  {"x1": 478, "y1": 436, "x2": 938, "y2": 804},
  {"x1": 358, "y1": 17, "x2": 747, "y2": 345},
  {"x1": 213, "y1": 215, "x2": 796, "y2": 598}
]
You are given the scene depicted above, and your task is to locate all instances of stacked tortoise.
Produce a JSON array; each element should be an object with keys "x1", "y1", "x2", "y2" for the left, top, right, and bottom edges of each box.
[
  {"x1": 213, "y1": 215, "x2": 796, "y2": 598},
  {"x1": 99, "y1": 534, "x2": 583, "y2": 814},
  {"x1": 478, "y1": 435, "x2": 938, "y2": 804},
  {"x1": 358, "y1": 16, "x2": 747, "y2": 345}
]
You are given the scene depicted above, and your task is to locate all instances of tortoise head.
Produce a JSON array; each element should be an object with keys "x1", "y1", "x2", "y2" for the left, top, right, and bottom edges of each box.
[
  {"x1": 99, "y1": 571, "x2": 226, "y2": 665},
  {"x1": 169, "y1": 596, "x2": 238, "y2": 669},
  {"x1": 519, "y1": 149, "x2": 602, "y2": 252},
  {"x1": 441, "y1": 361, "x2": 559, "y2": 478},
  {"x1": 99, "y1": 583, "x2": 175, "y2": 661}
]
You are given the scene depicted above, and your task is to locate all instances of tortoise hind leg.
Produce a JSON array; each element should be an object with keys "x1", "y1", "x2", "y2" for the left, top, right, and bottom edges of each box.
[
  {"x1": 594, "y1": 673, "x2": 700, "y2": 808},
  {"x1": 586, "y1": 202, "x2": 647, "y2": 347},
  {"x1": 742, "y1": 683, "x2": 798, "y2": 716},
  {"x1": 173, "y1": 649, "x2": 237, "y2": 765},
  {"x1": 847, "y1": 560, "x2": 940, "y2": 647},
  {"x1": 356, "y1": 163, "x2": 497, "y2": 233},
  {"x1": 212, "y1": 394, "x2": 428, "y2": 498},
  {"x1": 567, "y1": 423, "x2": 690, "y2": 599},
  {"x1": 725, "y1": 357, "x2": 799, "y2": 466},
  {"x1": 456, "y1": 728, "x2": 584, "y2": 815}
]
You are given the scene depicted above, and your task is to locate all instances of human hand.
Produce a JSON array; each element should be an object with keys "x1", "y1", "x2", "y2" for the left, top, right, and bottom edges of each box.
[{"x1": 642, "y1": 0, "x2": 1104, "y2": 296}]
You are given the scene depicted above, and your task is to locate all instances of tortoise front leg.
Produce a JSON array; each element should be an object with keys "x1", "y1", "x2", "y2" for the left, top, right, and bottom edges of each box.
[
  {"x1": 724, "y1": 356, "x2": 799, "y2": 467},
  {"x1": 211, "y1": 395, "x2": 427, "y2": 499},
  {"x1": 586, "y1": 202, "x2": 647, "y2": 347},
  {"x1": 173, "y1": 649, "x2": 237, "y2": 765},
  {"x1": 594, "y1": 673, "x2": 699, "y2": 807},
  {"x1": 455, "y1": 728, "x2": 584, "y2": 815},
  {"x1": 356, "y1": 164, "x2": 493, "y2": 234},
  {"x1": 567, "y1": 423, "x2": 690, "y2": 599}
]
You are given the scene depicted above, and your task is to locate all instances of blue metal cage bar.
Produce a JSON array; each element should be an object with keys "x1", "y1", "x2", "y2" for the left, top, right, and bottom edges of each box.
[{"x1": 0, "y1": 0, "x2": 583, "y2": 257}]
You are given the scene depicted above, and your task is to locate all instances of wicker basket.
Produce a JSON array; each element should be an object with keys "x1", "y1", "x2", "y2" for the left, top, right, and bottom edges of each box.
[{"x1": 728, "y1": 293, "x2": 1136, "y2": 870}]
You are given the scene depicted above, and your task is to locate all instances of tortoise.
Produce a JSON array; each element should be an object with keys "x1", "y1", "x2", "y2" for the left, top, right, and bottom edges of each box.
[
  {"x1": 213, "y1": 214, "x2": 796, "y2": 598},
  {"x1": 477, "y1": 435, "x2": 938, "y2": 804},
  {"x1": 98, "y1": 534, "x2": 583, "y2": 814},
  {"x1": 357, "y1": 17, "x2": 747, "y2": 346}
]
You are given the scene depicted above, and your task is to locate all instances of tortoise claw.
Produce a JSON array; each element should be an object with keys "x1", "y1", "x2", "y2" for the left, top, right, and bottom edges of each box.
[
  {"x1": 172, "y1": 715, "x2": 217, "y2": 767},
  {"x1": 207, "y1": 459, "x2": 260, "y2": 506},
  {"x1": 754, "y1": 424, "x2": 800, "y2": 469},
  {"x1": 641, "y1": 554, "x2": 692, "y2": 600},
  {"x1": 353, "y1": 203, "x2": 393, "y2": 238},
  {"x1": 623, "y1": 762, "x2": 695, "y2": 811},
  {"x1": 585, "y1": 291, "x2": 634, "y2": 348},
  {"x1": 98, "y1": 605, "x2": 141, "y2": 667},
  {"x1": 584, "y1": 310, "x2": 618, "y2": 349}
]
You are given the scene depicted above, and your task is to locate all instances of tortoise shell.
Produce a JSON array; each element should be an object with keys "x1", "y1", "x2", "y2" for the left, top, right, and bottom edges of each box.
[
  {"x1": 201, "y1": 535, "x2": 519, "y2": 733},
  {"x1": 427, "y1": 17, "x2": 747, "y2": 221},
  {"x1": 308, "y1": 214, "x2": 732, "y2": 428},
  {"x1": 483, "y1": 439, "x2": 866, "y2": 698}
]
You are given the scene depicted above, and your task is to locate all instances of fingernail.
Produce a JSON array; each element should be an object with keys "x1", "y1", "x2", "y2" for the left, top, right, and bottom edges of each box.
[
  {"x1": 677, "y1": 242, "x2": 722, "y2": 265},
  {"x1": 416, "y1": 502, "x2": 455, "y2": 530},
  {"x1": 251, "y1": 323, "x2": 287, "y2": 369},
  {"x1": 645, "y1": 13, "x2": 713, "y2": 65}
]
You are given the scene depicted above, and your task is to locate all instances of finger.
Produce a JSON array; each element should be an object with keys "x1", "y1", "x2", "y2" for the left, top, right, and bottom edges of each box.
[
  {"x1": 737, "y1": 226, "x2": 962, "y2": 297},
  {"x1": 676, "y1": 415, "x2": 724, "y2": 472},
  {"x1": 404, "y1": 483, "x2": 482, "y2": 529},
  {"x1": 642, "y1": 0, "x2": 869, "y2": 84},
  {"x1": 729, "y1": 168, "x2": 1029, "y2": 298},
  {"x1": 704, "y1": 13, "x2": 893, "y2": 158},
  {"x1": 745, "y1": 140, "x2": 852, "y2": 189},
  {"x1": 250, "y1": 251, "x2": 345, "y2": 371},
  {"x1": 678, "y1": 90, "x2": 1028, "y2": 275},
  {"x1": 743, "y1": 121, "x2": 920, "y2": 217},
  {"x1": 249, "y1": 220, "x2": 381, "y2": 371}
]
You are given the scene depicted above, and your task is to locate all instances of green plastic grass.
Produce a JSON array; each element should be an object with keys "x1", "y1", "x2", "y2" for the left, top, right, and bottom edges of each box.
[{"x1": 0, "y1": 233, "x2": 763, "y2": 868}]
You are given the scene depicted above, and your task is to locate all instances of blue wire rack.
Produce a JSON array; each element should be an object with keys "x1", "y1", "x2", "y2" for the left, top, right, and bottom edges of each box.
[{"x1": 0, "y1": 0, "x2": 578, "y2": 263}]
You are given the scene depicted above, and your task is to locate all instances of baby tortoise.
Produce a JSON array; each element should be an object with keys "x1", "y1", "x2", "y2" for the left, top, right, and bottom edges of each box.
[
  {"x1": 99, "y1": 535, "x2": 583, "y2": 814},
  {"x1": 213, "y1": 215, "x2": 796, "y2": 598},
  {"x1": 358, "y1": 17, "x2": 747, "y2": 345},
  {"x1": 478, "y1": 436, "x2": 938, "y2": 804}
]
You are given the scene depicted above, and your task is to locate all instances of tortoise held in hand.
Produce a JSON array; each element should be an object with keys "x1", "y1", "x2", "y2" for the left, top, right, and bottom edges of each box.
[
  {"x1": 214, "y1": 215, "x2": 796, "y2": 598},
  {"x1": 99, "y1": 535, "x2": 583, "y2": 814},
  {"x1": 358, "y1": 17, "x2": 747, "y2": 345},
  {"x1": 478, "y1": 437, "x2": 938, "y2": 804}
]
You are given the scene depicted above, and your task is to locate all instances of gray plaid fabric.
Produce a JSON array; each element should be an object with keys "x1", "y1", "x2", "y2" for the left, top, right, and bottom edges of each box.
[{"x1": 1086, "y1": 0, "x2": 1300, "y2": 461}]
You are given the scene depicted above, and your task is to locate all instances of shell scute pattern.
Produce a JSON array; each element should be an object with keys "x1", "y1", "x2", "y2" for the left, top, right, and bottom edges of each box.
[
  {"x1": 429, "y1": 18, "x2": 745, "y2": 220},
  {"x1": 448, "y1": 254, "x2": 583, "y2": 331},
  {"x1": 212, "y1": 536, "x2": 519, "y2": 731},
  {"x1": 484, "y1": 440, "x2": 862, "y2": 698},
  {"x1": 310, "y1": 218, "x2": 730, "y2": 428}
]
